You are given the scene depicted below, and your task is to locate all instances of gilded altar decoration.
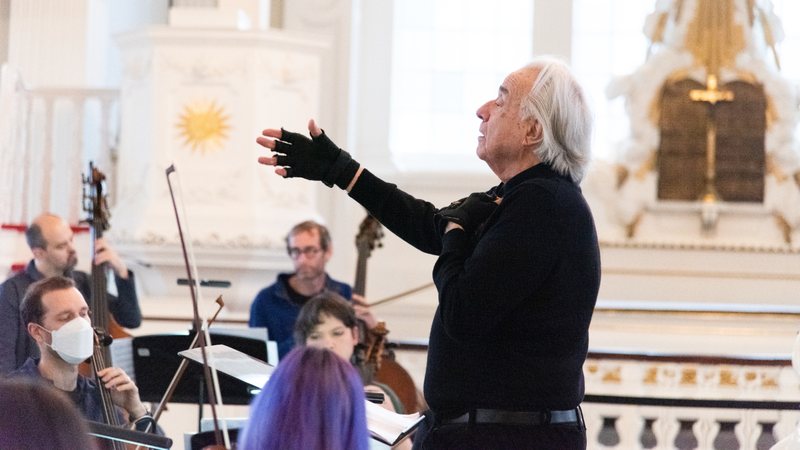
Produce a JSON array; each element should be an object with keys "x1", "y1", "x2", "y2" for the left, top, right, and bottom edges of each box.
[
  {"x1": 599, "y1": 0, "x2": 800, "y2": 246},
  {"x1": 176, "y1": 100, "x2": 230, "y2": 154}
]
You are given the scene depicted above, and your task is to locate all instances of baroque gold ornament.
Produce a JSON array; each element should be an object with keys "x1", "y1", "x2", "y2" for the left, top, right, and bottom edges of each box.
[{"x1": 176, "y1": 100, "x2": 230, "y2": 154}]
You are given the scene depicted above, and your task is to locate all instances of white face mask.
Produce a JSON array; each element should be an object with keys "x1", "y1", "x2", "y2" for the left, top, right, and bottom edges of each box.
[{"x1": 41, "y1": 317, "x2": 95, "y2": 364}]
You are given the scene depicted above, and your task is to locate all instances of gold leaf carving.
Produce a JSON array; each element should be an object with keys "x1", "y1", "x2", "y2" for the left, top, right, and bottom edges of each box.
[
  {"x1": 680, "y1": 368, "x2": 697, "y2": 385},
  {"x1": 719, "y1": 369, "x2": 738, "y2": 386}
]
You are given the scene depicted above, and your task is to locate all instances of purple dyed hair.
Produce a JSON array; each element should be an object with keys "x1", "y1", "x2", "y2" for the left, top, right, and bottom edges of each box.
[{"x1": 237, "y1": 346, "x2": 370, "y2": 450}]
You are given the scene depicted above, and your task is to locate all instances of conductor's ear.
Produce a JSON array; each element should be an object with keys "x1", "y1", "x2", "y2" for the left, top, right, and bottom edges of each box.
[{"x1": 523, "y1": 120, "x2": 543, "y2": 147}]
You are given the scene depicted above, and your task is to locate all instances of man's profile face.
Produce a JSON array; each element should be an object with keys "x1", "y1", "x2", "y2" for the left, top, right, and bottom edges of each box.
[
  {"x1": 475, "y1": 67, "x2": 539, "y2": 177},
  {"x1": 288, "y1": 229, "x2": 331, "y2": 281},
  {"x1": 35, "y1": 218, "x2": 78, "y2": 273}
]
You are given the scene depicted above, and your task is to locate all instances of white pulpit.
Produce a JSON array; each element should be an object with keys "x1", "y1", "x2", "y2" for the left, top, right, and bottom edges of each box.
[{"x1": 111, "y1": 25, "x2": 332, "y2": 315}]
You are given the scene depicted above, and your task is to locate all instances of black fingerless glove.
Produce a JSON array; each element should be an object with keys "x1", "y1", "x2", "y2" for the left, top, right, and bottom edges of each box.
[
  {"x1": 436, "y1": 192, "x2": 498, "y2": 235},
  {"x1": 274, "y1": 128, "x2": 360, "y2": 189}
]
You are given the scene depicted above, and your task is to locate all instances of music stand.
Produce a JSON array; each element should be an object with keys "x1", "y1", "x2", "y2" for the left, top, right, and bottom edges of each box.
[
  {"x1": 188, "y1": 428, "x2": 241, "y2": 450},
  {"x1": 132, "y1": 331, "x2": 269, "y2": 410},
  {"x1": 87, "y1": 421, "x2": 173, "y2": 449}
]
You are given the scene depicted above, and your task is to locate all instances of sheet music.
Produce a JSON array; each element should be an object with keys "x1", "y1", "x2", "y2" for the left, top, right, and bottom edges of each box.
[
  {"x1": 208, "y1": 326, "x2": 279, "y2": 366},
  {"x1": 109, "y1": 336, "x2": 135, "y2": 382},
  {"x1": 179, "y1": 344, "x2": 275, "y2": 388}
]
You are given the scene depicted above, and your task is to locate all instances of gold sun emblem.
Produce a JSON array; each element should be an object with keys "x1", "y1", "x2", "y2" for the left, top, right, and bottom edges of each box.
[{"x1": 176, "y1": 100, "x2": 231, "y2": 154}]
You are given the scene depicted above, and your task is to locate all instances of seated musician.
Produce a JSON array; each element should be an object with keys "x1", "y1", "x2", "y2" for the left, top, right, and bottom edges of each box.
[
  {"x1": 8, "y1": 276, "x2": 155, "y2": 433},
  {"x1": 294, "y1": 292, "x2": 414, "y2": 449},
  {"x1": 248, "y1": 220, "x2": 376, "y2": 359},
  {"x1": 238, "y1": 346, "x2": 370, "y2": 450},
  {"x1": 0, "y1": 213, "x2": 141, "y2": 374}
]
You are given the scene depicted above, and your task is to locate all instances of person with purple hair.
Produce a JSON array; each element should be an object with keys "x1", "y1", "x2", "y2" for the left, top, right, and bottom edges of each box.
[{"x1": 237, "y1": 345, "x2": 370, "y2": 450}]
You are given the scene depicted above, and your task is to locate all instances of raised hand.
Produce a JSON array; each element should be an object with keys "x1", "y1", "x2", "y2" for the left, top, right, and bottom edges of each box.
[{"x1": 257, "y1": 119, "x2": 360, "y2": 190}]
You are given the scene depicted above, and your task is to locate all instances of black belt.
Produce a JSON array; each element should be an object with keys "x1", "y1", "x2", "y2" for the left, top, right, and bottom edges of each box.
[{"x1": 440, "y1": 406, "x2": 584, "y2": 427}]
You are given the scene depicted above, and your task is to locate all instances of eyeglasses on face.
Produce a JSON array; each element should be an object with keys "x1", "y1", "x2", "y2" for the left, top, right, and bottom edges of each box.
[{"x1": 288, "y1": 246, "x2": 322, "y2": 259}]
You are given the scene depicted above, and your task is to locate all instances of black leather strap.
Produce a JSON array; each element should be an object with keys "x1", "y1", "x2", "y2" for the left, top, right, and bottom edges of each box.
[{"x1": 441, "y1": 407, "x2": 583, "y2": 427}]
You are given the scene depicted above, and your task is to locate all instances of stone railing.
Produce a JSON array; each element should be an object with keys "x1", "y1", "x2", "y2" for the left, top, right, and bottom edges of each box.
[
  {"x1": 389, "y1": 343, "x2": 800, "y2": 450},
  {"x1": 0, "y1": 64, "x2": 119, "y2": 226},
  {"x1": 584, "y1": 352, "x2": 800, "y2": 450},
  {"x1": 583, "y1": 397, "x2": 799, "y2": 450}
]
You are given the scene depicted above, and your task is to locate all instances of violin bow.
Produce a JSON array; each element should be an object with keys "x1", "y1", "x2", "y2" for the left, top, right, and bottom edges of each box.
[{"x1": 166, "y1": 164, "x2": 230, "y2": 449}]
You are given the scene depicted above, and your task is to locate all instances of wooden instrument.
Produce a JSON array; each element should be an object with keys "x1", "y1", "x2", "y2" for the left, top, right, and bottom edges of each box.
[
  {"x1": 82, "y1": 162, "x2": 131, "y2": 366},
  {"x1": 353, "y1": 214, "x2": 421, "y2": 413},
  {"x1": 91, "y1": 330, "x2": 126, "y2": 450}
]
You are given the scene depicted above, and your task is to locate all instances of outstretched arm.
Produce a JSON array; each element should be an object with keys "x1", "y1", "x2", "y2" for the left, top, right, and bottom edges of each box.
[{"x1": 256, "y1": 120, "x2": 445, "y2": 254}]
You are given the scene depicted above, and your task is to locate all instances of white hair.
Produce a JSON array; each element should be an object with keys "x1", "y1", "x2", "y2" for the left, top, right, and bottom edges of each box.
[{"x1": 521, "y1": 57, "x2": 593, "y2": 183}]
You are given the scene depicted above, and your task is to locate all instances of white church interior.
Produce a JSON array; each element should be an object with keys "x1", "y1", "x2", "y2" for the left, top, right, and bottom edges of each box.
[{"x1": 1, "y1": 0, "x2": 800, "y2": 449}]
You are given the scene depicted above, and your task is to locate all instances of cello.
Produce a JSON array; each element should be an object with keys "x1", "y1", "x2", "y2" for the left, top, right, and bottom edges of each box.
[
  {"x1": 353, "y1": 214, "x2": 422, "y2": 413},
  {"x1": 84, "y1": 163, "x2": 154, "y2": 449}
]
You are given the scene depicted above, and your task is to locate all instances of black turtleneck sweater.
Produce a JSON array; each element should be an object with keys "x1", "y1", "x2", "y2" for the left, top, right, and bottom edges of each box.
[{"x1": 349, "y1": 163, "x2": 600, "y2": 414}]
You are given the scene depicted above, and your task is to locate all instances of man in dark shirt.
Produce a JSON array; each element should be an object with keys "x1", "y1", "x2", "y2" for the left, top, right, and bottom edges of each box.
[
  {"x1": 249, "y1": 220, "x2": 376, "y2": 359},
  {"x1": 0, "y1": 213, "x2": 141, "y2": 374},
  {"x1": 10, "y1": 276, "x2": 153, "y2": 432},
  {"x1": 256, "y1": 57, "x2": 600, "y2": 449}
]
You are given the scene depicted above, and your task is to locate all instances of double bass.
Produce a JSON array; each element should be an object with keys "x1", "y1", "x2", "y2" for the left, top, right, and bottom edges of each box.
[
  {"x1": 90, "y1": 329, "x2": 127, "y2": 450},
  {"x1": 82, "y1": 163, "x2": 131, "y2": 449},
  {"x1": 82, "y1": 162, "x2": 130, "y2": 366},
  {"x1": 353, "y1": 214, "x2": 422, "y2": 413}
]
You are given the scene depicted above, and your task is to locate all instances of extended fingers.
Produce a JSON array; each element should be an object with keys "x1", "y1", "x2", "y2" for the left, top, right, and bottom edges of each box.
[
  {"x1": 257, "y1": 155, "x2": 278, "y2": 166},
  {"x1": 256, "y1": 135, "x2": 277, "y2": 150},
  {"x1": 308, "y1": 119, "x2": 322, "y2": 137},
  {"x1": 261, "y1": 128, "x2": 282, "y2": 139},
  {"x1": 257, "y1": 127, "x2": 302, "y2": 179}
]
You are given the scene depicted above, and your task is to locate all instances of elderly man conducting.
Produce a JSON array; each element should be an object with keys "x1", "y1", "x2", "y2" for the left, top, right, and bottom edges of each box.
[{"x1": 256, "y1": 57, "x2": 600, "y2": 450}]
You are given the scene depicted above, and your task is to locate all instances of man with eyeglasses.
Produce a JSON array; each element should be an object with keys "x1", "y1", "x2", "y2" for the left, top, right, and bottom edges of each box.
[{"x1": 248, "y1": 220, "x2": 376, "y2": 359}]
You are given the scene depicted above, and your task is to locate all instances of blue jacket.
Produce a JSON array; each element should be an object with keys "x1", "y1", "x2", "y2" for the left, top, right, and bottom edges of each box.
[{"x1": 249, "y1": 273, "x2": 352, "y2": 359}]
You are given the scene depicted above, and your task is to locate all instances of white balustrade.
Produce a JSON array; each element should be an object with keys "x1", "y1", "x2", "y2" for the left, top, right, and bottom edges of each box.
[
  {"x1": 583, "y1": 354, "x2": 800, "y2": 449},
  {"x1": 0, "y1": 64, "x2": 119, "y2": 226}
]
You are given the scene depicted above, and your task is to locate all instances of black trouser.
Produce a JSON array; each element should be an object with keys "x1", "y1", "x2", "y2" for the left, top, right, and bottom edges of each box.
[{"x1": 411, "y1": 412, "x2": 587, "y2": 450}]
